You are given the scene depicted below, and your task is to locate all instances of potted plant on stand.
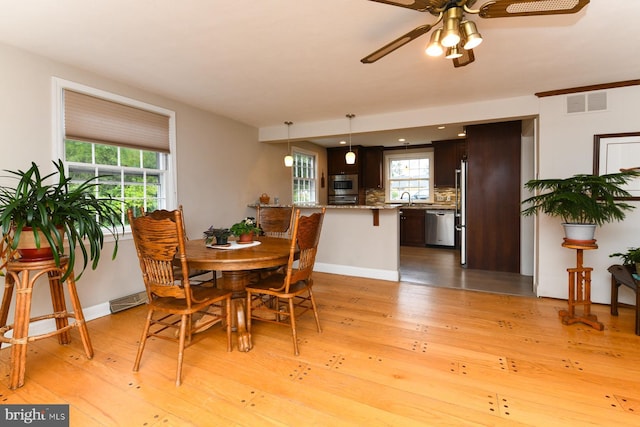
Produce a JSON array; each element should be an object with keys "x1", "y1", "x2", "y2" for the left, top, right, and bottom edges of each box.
[
  {"x1": 0, "y1": 160, "x2": 123, "y2": 280},
  {"x1": 230, "y1": 217, "x2": 261, "y2": 244},
  {"x1": 522, "y1": 171, "x2": 639, "y2": 241}
]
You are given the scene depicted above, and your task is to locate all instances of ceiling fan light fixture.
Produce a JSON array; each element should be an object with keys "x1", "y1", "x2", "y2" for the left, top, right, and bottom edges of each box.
[
  {"x1": 440, "y1": 7, "x2": 462, "y2": 48},
  {"x1": 425, "y1": 29, "x2": 444, "y2": 56},
  {"x1": 460, "y1": 20, "x2": 483, "y2": 50},
  {"x1": 445, "y1": 45, "x2": 463, "y2": 59}
]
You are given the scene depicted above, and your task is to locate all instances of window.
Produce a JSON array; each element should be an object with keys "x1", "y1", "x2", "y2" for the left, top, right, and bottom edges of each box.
[
  {"x1": 53, "y1": 78, "x2": 176, "y2": 227},
  {"x1": 292, "y1": 150, "x2": 317, "y2": 204},
  {"x1": 385, "y1": 151, "x2": 433, "y2": 203}
]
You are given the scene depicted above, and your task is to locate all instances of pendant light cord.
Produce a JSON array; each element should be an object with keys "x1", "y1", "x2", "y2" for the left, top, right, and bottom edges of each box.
[{"x1": 346, "y1": 113, "x2": 355, "y2": 151}]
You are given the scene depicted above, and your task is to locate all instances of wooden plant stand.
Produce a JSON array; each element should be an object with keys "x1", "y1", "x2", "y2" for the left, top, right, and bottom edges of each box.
[
  {"x1": 559, "y1": 239, "x2": 604, "y2": 330},
  {"x1": 0, "y1": 258, "x2": 93, "y2": 389}
]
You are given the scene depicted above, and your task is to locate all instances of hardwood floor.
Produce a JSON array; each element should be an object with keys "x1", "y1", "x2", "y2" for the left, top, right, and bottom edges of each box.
[
  {"x1": 400, "y1": 245, "x2": 535, "y2": 297},
  {"x1": 1, "y1": 271, "x2": 639, "y2": 426}
]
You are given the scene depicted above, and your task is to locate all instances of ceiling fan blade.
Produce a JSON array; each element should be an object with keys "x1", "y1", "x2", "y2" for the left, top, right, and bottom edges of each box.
[
  {"x1": 453, "y1": 48, "x2": 475, "y2": 67},
  {"x1": 366, "y1": 0, "x2": 433, "y2": 12},
  {"x1": 478, "y1": 0, "x2": 589, "y2": 18},
  {"x1": 361, "y1": 24, "x2": 433, "y2": 63}
]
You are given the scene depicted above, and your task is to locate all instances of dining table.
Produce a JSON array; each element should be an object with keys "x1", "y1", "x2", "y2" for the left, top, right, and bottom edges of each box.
[{"x1": 185, "y1": 236, "x2": 294, "y2": 352}]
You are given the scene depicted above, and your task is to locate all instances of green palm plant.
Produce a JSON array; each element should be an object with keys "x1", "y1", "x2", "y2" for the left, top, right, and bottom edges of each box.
[
  {"x1": 0, "y1": 160, "x2": 123, "y2": 280},
  {"x1": 521, "y1": 172, "x2": 639, "y2": 226}
]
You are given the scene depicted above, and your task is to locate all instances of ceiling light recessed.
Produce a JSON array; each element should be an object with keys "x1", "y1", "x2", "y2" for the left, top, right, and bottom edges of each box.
[
  {"x1": 339, "y1": 140, "x2": 347, "y2": 145},
  {"x1": 438, "y1": 126, "x2": 446, "y2": 129},
  {"x1": 398, "y1": 138, "x2": 406, "y2": 142}
]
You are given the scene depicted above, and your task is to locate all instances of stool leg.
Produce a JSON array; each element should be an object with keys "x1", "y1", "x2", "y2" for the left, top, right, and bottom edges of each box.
[
  {"x1": 9, "y1": 270, "x2": 32, "y2": 389},
  {"x1": 0, "y1": 274, "x2": 15, "y2": 328},
  {"x1": 65, "y1": 271, "x2": 93, "y2": 358},
  {"x1": 635, "y1": 288, "x2": 640, "y2": 336},
  {"x1": 49, "y1": 269, "x2": 71, "y2": 345}
]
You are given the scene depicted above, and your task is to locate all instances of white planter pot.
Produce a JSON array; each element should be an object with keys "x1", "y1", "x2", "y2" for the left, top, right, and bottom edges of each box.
[{"x1": 562, "y1": 223, "x2": 596, "y2": 241}]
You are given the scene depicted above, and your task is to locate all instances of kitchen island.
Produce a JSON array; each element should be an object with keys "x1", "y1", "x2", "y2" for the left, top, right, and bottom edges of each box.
[{"x1": 250, "y1": 204, "x2": 401, "y2": 281}]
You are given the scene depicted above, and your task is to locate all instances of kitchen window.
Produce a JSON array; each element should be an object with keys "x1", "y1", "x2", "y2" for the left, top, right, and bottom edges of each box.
[
  {"x1": 53, "y1": 78, "x2": 177, "y2": 227},
  {"x1": 292, "y1": 150, "x2": 317, "y2": 204},
  {"x1": 385, "y1": 151, "x2": 433, "y2": 203}
]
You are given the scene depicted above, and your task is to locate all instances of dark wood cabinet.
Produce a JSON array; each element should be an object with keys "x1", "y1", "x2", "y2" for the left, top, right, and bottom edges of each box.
[
  {"x1": 362, "y1": 146, "x2": 384, "y2": 189},
  {"x1": 433, "y1": 139, "x2": 466, "y2": 187},
  {"x1": 400, "y1": 209, "x2": 426, "y2": 247},
  {"x1": 327, "y1": 146, "x2": 360, "y2": 176}
]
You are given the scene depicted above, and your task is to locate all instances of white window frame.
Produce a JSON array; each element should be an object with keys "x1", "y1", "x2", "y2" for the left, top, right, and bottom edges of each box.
[
  {"x1": 52, "y1": 77, "x2": 177, "y2": 235},
  {"x1": 384, "y1": 150, "x2": 434, "y2": 204},
  {"x1": 291, "y1": 148, "x2": 318, "y2": 204}
]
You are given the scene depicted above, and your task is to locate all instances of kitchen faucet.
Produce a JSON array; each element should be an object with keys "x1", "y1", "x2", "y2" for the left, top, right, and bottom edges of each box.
[{"x1": 400, "y1": 191, "x2": 412, "y2": 205}]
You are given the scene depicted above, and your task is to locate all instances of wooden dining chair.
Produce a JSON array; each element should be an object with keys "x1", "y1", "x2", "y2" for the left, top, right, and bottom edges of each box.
[
  {"x1": 142, "y1": 205, "x2": 215, "y2": 285},
  {"x1": 256, "y1": 205, "x2": 294, "y2": 238},
  {"x1": 246, "y1": 208, "x2": 325, "y2": 355},
  {"x1": 128, "y1": 208, "x2": 232, "y2": 386}
]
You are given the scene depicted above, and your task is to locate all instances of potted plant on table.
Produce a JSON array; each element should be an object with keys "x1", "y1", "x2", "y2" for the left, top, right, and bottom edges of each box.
[
  {"x1": 203, "y1": 226, "x2": 232, "y2": 246},
  {"x1": 0, "y1": 160, "x2": 123, "y2": 280},
  {"x1": 521, "y1": 171, "x2": 639, "y2": 241},
  {"x1": 230, "y1": 217, "x2": 261, "y2": 243}
]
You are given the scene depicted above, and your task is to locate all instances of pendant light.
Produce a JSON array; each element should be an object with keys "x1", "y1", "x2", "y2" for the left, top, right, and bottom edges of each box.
[
  {"x1": 345, "y1": 113, "x2": 356, "y2": 165},
  {"x1": 283, "y1": 121, "x2": 293, "y2": 167}
]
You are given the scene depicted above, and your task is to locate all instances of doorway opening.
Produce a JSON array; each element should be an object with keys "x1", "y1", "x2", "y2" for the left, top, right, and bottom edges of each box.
[{"x1": 399, "y1": 246, "x2": 534, "y2": 297}]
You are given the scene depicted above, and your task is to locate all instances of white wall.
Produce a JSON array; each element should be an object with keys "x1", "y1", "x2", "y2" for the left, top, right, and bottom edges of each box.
[
  {"x1": 2, "y1": 38, "x2": 638, "y2": 322},
  {"x1": 536, "y1": 86, "x2": 640, "y2": 304},
  {"x1": 0, "y1": 42, "x2": 289, "y2": 320}
]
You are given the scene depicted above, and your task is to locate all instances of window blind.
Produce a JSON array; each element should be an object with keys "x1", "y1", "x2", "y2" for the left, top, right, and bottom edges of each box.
[{"x1": 64, "y1": 90, "x2": 170, "y2": 153}]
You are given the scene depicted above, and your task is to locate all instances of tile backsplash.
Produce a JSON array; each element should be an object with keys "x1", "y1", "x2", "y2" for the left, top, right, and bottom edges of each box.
[
  {"x1": 434, "y1": 187, "x2": 456, "y2": 203},
  {"x1": 364, "y1": 187, "x2": 457, "y2": 205}
]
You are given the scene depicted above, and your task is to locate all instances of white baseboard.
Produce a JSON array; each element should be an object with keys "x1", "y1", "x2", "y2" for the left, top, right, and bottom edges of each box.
[
  {"x1": 1, "y1": 302, "x2": 113, "y2": 344},
  {"x1": 313, "y1": 262, "x2": 399, "y2": 282}
]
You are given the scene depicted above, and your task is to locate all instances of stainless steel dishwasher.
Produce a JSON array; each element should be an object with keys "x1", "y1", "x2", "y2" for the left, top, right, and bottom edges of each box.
[{"x1": 425, "y1": 210, "x2": 455, "y2": 247}]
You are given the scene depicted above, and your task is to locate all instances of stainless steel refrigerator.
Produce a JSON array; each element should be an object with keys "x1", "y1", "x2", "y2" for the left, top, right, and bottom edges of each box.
[{"x1": 455, "y1": 159, "x2": 467, "y2": 266}]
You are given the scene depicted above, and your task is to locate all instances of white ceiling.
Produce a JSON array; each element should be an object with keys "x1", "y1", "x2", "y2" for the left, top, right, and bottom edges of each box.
[{"x1": 0, "y1": 1, "x2": 637, "y2": 147}]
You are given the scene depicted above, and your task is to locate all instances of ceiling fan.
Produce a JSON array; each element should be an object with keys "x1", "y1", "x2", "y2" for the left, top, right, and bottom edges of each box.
[{"x1": 361, "y1": 0, "x2": 590, "y2": 67}]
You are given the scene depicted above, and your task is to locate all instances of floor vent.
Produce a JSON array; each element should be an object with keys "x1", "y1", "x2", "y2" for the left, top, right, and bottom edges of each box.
[{"x1": 109, "y1": 291, "x2": 148, "y2": 313}]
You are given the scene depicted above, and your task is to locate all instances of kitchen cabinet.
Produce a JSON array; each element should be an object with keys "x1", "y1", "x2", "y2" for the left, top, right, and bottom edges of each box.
[
  {"x1": 400, "y1": 208, "x2": 426, "y2": 247},
  {"x1": 433, "y1": 139, "x2": 466, "y2": 187},
  {"x1": 327, "y1": 146, "x2": 360, "y2": 176},
  {"x1": 362, "y1": 146, "x2": 384, "y2": 189}
]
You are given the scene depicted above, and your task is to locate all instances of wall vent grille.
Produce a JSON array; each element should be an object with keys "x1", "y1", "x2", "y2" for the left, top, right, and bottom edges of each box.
[
  {"x1": 566, "y1": 91, "x2": 607, "y2": 114},
  {"x1": 109, "y1": 291, "x2": 148, "y2": 313}
]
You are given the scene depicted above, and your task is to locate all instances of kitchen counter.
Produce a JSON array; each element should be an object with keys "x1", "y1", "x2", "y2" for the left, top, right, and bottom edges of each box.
[
  {"x1": 248, "y1": 204, "x2": 400, "y2": 281},
  {"x1": 398, "y1": 204, "x2": 456, "y2": 210},
  {"x1": 250, "y1": 203, "x2": 455, "y2": 210}
]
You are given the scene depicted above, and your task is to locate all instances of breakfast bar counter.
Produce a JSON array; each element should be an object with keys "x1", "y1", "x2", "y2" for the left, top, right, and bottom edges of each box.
[{"x1": 249, "y1": 204, "x2": 401, "y2": 281}]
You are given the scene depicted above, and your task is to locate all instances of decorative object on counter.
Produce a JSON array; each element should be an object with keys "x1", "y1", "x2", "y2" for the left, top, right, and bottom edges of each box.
[
  {"x1": 0, "y1": 160, "x2": 123, "y2": 280},
  {"x1": 610, "y1": 246, "x2": 640, "y2": 274},
  {"x1": 345, "y1": 113, "x2": 356, "y2": 165},
  {"x1": 521, "y1": 171, "x2": 639, "y2": 241},
  {"x1": 230, "y1": 217, "x2": 261, "y2": 243},
  {"x1": 321, "y1": 171, "x2": 325, "y2": 188},
  {"x1": 283, "y1": 121, "x2": 293, "y2": 167},
  {"x1": 259, "y1": 193, "x2": 270, "y2": 204},
  {"x1": 203, "y1": 227, "x2": 232, "y2": 246}
]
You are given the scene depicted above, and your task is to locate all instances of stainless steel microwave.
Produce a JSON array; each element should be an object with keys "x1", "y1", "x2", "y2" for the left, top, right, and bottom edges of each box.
[{"x1": 328, "y1": 174, "x2": 358, "y2": 196}]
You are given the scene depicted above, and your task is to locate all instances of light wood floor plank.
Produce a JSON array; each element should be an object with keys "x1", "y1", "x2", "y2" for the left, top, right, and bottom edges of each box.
[{"x1": 1, "y1": 271, "x2": 639, "y2": 426}]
